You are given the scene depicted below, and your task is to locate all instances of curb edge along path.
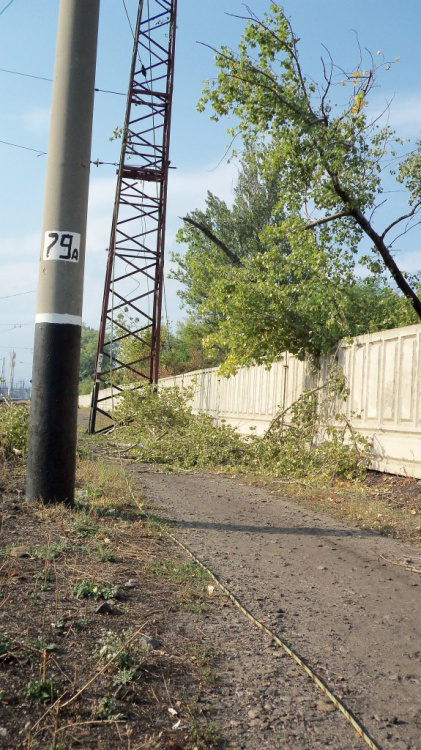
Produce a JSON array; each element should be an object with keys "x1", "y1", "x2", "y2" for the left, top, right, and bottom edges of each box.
[{"x1": 135, "y1": 467, "x2": 421, "y2": 750}]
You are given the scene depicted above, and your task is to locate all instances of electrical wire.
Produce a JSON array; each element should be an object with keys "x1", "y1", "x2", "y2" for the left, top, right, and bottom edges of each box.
[
  {"x1": 0, "y1": 140, "x2": 120, "y2": 167},
  {"x1": 0, "y1": 346, "x2": 33, "y2": 350},
  {"x1": 0, "y1": 67, "x2": 51, "y2": 81},
  {"x1": 0, "y1": 0, "x2": 15, "y2": 17},
  {"x1": 0, "y1": 139, "x2": 46, "y2": 155},
  {"x1": 0, "y1": 67, "x2": 125, "y2": 95},
  {"x1": 0, "y1": 290, "x2": 36, "y2": 300},
  {"x1": 0, "y1": 324, "x2": 33, "y2": 335},
  {"x1": 122, "y1": 0, "x2": 135, "y2": 39}
]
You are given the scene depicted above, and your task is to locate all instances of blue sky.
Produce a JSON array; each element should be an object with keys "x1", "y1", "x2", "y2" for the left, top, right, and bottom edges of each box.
[{"x1": 1, "y1": 0, "x2": 421, "y2": 386}]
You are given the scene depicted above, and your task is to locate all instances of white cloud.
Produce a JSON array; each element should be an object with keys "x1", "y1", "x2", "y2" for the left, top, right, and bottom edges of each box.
[
  {"x1": 22, "y1": 107, "x2": 51, "y2": 135},
  {"x1": 167, "y1": 159, "x2": 238, "y2": 218},
  {"x1": 370, "y1": 92, "x2": 421, "y2": 138}
]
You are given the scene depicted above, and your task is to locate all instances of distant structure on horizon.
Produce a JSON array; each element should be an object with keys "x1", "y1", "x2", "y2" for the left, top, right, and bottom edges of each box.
[{"x1": 0, "y1": 355, "x2": 30, "y2": 400}]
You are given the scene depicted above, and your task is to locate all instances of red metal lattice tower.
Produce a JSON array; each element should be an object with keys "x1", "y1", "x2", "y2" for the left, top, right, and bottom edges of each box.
[{"x1": 89, "y1": 0, "x2": 177, "y2": 433}]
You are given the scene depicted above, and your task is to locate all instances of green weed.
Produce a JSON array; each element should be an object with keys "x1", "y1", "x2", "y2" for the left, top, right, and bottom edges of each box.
[
  {"x1": 31, "y1": 637, "x2": 57, "y2": 652},
  {"x1": 31, "y1": 540, "x2": 68, "y2": 561},
  {"x1": 92, "y1": 695, "x2": 125, "y2": 720},
  {"x1": 23, "y1": 677, "x2": 61, "y2": 704},
  {"x1": 186, "y1": 699, "x2": 222, "y2": 748},
  {"x1": 73, "y1": 580, "x2": 118, "y2": 600},
  {"x1": 96, "y1": 630, "x2": 142, "y2": 670},
  {"x1": 147, "y1": 560, "x2": 210, "y2": 585},
  {"x1": 95, "y1": 542, "x2": 116, "y2": 563},
  {"x1": 71, "y1": 515, "x2": 100, "y2": 538},
  {"x1": 0, "y1": 632, "x2": 12, "y2": 657},
  {"x1": 112, "y1": 667, "x2": 139, "y2": 686},
  {"x1": 0, "y1": 402, "x2": 29, "y2": 457}
]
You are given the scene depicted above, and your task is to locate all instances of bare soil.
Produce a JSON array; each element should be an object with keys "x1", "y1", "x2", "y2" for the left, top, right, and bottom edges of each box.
[
  {"x1": 1, "y1": 448, "x2": 421, "y2": 749},
  {"x1": 134, "y1": 465, "x2": 421, "y2": 750}
]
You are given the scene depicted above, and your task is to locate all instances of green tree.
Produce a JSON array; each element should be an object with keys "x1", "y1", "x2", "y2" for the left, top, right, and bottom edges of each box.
[
  {"x1": 172, "y1": 145, "x2": 285, "y2": 321},
  {"x1": 161, "y1": 318, "x2": 225, "y2": 375},
  {"x1": 171, "y1": 3, "x2": 421, "y2": 370},
  {"x1": 173, "y1": 161, "x2": 416, "y2": 372},
  {"x1": 79, "y1": 324, "x2": 99, "y2": 394},
  {"x1": 199, "y1": 4, "x2": 421, "y2": 308}
]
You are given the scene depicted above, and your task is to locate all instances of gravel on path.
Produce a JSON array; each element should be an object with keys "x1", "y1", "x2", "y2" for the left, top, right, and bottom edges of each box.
[{"x1": 135, "y1": 467, "x2": 421, "y2": 750}]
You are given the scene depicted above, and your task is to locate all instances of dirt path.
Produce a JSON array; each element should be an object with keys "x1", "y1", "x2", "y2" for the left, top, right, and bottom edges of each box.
[{"x1": 134, "y1": 466, "x2": 421, "y2": 750}]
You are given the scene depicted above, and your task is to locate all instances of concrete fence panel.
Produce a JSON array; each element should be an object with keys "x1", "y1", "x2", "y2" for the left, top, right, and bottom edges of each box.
[{"x1": 80, "y1": 323, "x2": 421, "y2": 478}]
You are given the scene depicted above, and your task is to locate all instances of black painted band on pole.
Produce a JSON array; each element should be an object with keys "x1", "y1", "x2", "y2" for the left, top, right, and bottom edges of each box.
[{"x1": 26, "y1": 0, "x2": 101, "y2": 505}]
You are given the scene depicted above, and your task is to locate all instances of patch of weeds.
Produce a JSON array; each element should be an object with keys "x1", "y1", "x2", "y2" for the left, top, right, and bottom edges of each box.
[
  {"x1": 23, "y1": 676, "x2": 61, "y2": 704},
  {"x1": 85, "y1": 483, "x2": 105, "y2": 501},
  {"x1": 96, "y1": 542, "x2": 116, "y2": 563},
  {"x1": 51, "y1": 619, "x2": 65, "y2": 631},
  {"x1": 48, "y1": 744, "x2": 65, "y2": 750},
  {"x1": 148, "y1": 560, "x2": 210, "y2": 585},
  {"x1": 73, "y1": 580, "x2": 119, "y2": 600},
  {"x1": 35, "y1": 569, "x2": 55, "y2": 583},
  {"x1": 0, "y1": 632, "x2": 12, "y2": 656},
  {"x1": 186, "y1": 699, "x2": 222, "y2": 748},
  {"x1": 112, "y1": 667, "x2": 139, "y2": 686},
  {"x1": 31, "y1": 637, "x2": 57, "y2": 651},
  {"x1": 31, "y1": 540, "x2": 68, "y2": 561},
  {"x1": 96, "y1": 630, "x2": 143, "y2": 670},
  {"x1": 189, "y1": 645, "x2": 214, "y2": 667},
  {"x1": 71, "y1": 515, "x2": 100, "y2": 539},
  {"x1": 143, "y1": 517, "x2": 166, "y2": 538},
  {"x1": 141, "y1": 512, "x2": 174, "y2": 538},
  {"x1": 92, "y1": 695, "x2": 126, "y2": 720},
  {"x1": 96, "y1": 506, "x2": 120, "y2": 519},
  {"x1": 0, "y1": 401, "x2": 29, "y2": 456},
  {"x1": 189, "y1": 646, "x2": 218, "y2": 688}
]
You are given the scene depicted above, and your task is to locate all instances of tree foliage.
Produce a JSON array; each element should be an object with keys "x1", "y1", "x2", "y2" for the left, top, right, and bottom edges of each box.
[
  {"x1": 115, "y1": 377, "x2": 369, "y2": 482},
  {"x1": 198, "y1": 4, "x2": 421, "y2": 306},
  {"x1": 170, "y1": 3, "x2": 421, "y2": 371},
  {"x1": 161, "y1": 318, "x2": 224, "y2": 374},
  {"x1": 172, "y1": 145, "x2": 285, "y2": 318},
  {"x1": 79, "y1": 325, "x2": 99, "y2": 394}
]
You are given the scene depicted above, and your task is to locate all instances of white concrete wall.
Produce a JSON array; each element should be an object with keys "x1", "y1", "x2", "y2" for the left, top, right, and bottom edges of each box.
[
  {"x1": 81, "y1": 323, "x2": 421, "y2": 478},
  {"x1": 160, "y1": 324, "x2": 421, "y2": 479},
  {"x1": 338, "y1": 325, "x2": 421, "y2": 477}
]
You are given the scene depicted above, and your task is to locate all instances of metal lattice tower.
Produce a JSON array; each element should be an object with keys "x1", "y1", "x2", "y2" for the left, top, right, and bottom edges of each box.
[{"x1": 89, "y1": 0, "x2": 177, "y2": 433}]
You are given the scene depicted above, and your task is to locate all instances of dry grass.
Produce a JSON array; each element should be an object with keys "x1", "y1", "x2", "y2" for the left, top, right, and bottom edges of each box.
[
  {"x1": 238, "y1": 471, "x2": 421, "y2": 546},
  {"x1": 0, "y1": 437, "x2": 223, "y2": 750}
]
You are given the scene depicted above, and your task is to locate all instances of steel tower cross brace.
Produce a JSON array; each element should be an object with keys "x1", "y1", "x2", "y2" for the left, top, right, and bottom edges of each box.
[{"x1": 88, "y1": 0, "x2": 177, "y2": 434}]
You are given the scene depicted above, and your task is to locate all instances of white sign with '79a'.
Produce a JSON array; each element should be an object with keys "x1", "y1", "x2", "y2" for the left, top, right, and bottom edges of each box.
[{"x1": 43, "y1": 231, "x2": 80, "y2": 262}]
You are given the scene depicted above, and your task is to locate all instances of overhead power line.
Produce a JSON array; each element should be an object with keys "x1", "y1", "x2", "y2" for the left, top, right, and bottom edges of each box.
[
  {"x1": 0, "y1": 346, "x2": 33, "y2": 350},
  {"x1": 0, "y1": 67, "x2": 51, "y2": 81},
  {"x1": 0, "y1": 323, "x2": 33, "y2": 334},
  {"x1": 0, "y1": 67, "x2": 125, "y2": 95},
  {"x1": 0, "y1": 139, "x2": 120, "y2": 167},
  {"x1": 0, "y1": 0, "x2": 15, "y2": 17},
  {"x1": 0, "y1": 138, "x2": 46, "y2": 155},
  {"x1": 122, "y1": 0, "x2": 135, "y2": 38},
  {"x1": 0, "y1": 290, "x2": 36, "y2": 300}
]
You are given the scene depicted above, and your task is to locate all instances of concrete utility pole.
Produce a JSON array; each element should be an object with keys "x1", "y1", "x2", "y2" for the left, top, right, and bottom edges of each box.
[
  {"x1": 8, "y1": 350, "x2": 15, "y2": 398},
  {"x1": 26, "y1": 0, "x2": 100, "y2": 505}
]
